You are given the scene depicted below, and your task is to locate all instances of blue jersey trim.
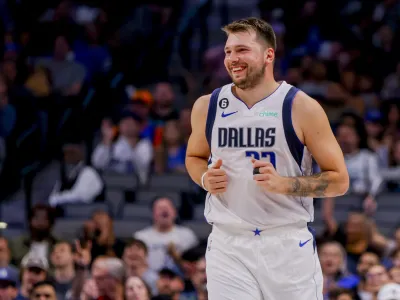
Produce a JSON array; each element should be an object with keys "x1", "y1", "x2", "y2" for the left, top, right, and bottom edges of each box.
[
  {"x1": 205, "y1": 88, "x2": 221, "y2": 147},
  {"x1": 282, "y1": 86, "x2": 303, "y2": 170}
]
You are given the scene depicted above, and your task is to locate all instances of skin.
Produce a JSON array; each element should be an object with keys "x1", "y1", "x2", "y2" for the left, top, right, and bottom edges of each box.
[{"x1": 185, "y1": 27, "x2": 349, "y2": 198}]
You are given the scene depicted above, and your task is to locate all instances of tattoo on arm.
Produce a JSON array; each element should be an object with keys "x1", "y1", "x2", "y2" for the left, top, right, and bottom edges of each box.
[{"x1": 288, "y1": 173, "x2": 330, "y2": 197}]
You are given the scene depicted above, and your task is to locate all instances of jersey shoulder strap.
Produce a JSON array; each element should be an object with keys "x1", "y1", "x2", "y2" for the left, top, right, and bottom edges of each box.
[{"x1": 205, "y1": 88, "x2": 222, "y2": 147}]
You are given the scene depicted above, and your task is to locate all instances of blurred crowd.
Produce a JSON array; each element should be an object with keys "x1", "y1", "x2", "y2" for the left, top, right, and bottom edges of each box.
[{"x1": 0, "y1": 0, "x2": 400, "y2": 299}]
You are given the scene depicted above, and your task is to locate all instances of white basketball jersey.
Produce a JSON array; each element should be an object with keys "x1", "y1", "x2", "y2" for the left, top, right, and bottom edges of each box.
[{"x1": 204, "y1": 81, "x2": 314, "y2": 230}]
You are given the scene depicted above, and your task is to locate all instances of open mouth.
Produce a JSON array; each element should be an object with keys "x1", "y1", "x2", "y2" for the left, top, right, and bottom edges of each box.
[{"x1": 231, "y1": 66, "x2": 246, "y2": 74}]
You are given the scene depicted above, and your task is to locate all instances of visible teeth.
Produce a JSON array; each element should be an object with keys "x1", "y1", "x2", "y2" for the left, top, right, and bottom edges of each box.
[{"x1": 233, "y1": 67, "x2": 244, "y2": 72}]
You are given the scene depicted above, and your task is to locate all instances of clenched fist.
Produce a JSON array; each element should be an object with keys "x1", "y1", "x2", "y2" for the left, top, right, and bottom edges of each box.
[
  {"x1": 204, "y1": 159, "x2": 228, "y2": 194},
  {"x1": 252, "y1": 158, "x2": 284, "y2": 193}
]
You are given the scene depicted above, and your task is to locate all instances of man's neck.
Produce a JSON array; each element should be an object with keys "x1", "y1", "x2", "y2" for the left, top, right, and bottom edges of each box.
[
  {"x1": 125, "y1": 136, "x2": 139, "y2": 147},
  {"x1": 21, "y1": 285, "x2": 30, "y2": 297},
  {"x1": 54, "y1": 265, "x2": 75, "y2": 283},
  {"x1": 233, "y1": 79, "x2": 280, "y2": 109},
  {"x1": 154, "y1": 224, "x2": 174, "y2": 233},
  {"x1": 128, "y1": 264, "x2": 148, "y2": 277}
]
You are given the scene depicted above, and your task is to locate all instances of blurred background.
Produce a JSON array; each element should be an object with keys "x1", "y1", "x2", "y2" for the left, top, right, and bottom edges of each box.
[{"x1": 0, "y1": 0, "x2": 399, "y2": 299}]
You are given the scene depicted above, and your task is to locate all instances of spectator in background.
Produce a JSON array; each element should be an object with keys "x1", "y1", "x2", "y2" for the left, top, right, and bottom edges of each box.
[
  {"x1": 389, "y1": 266, "x2": 400, "y2": 284},
  {"x1": 362, "y1": 264, "x2": 391, "y2": 300},
  {"x1": 150, "y1": 82, "x2": 179, "y2": 149},
  {"x1": 35, "y1": 35, "x2": 86, "y2": 96},
  {"x1": 92, "y1": 112, "x2": 153, "y2": 184},
  {"x1": 365, "y1": 110, "x2": 389, "y2": 166},
  {"x1": 123, "y1": 239, "x2": 158, "y2": 295},
  {"x1": 0, "y1": 266, "x2": 18, "y2": 300},
  {"x1": 318, "y1": 241, "x2": 354, "y2": 298},
  {"x1": 125, "y1": 276, "x2": 151, "y2": 300},
  {"x1": 0, "y1": 137, "x2": 5, "y2": 174},
  {"x1": 134, "y1": 197, "x2": 198, "y2": 272},
  {"x1": 322, "y1": 212, "x2": 390, "y2": 275},
  {"x1": 382, "y1": 139, "x2": 400, "y2": 191},
  {"x1": 381, "y1": 62, "x2": 400, "y2": 100},
  {"x1": 73, "y1": 23, "x2": 112, "y2": 81},
  {"x1": 0, "y1": 237, "x2": 18, "y2": 277},
  {"x1": 29, "y1": 281, "x2": 56, "y2": 300},
  {"x1": 150, "y1": 83, "x2": 179, "y2": 123},
  {"x1": 324, "y1": 123, "x2": 383, "y2": 222},
  {"x1": 179, "y1": 107, "x2": 192, "y2": 144},
  {"x1": 382, "y1": 102, "x2": 400, "y2": 141},
  {"x1": 16, "y1": 252, "x2": 49, "y2": 300},
  {"x1": 50, "y1": 241, "x2": 75, "y2": 299},
  {"x1": 84, "y1": 210, "x2": 125, "y2": 260},
  {"x1": 0, "y1": 74, "x2": 16, "y2": 138},
  {"x1": 128, "y1": 90, "x2": 155, "y2": 143},
  {"x1": 187, "y1": 256, "x2": 207, "y2": 300},
  {"x1": 154, "y1": 120, "x2": 186, "y2": 174},
  {"x1": 328, "y1": 288, "x2": 354, "y2": 300},
  {"x1": 49, "y1": 142, "x2": 104, "y2": 207},
  {"x1": 349, "y1": 252, "x2": 380, "y2": 296},
  {"x1": 377, "y1": 283, "x2": 400, "y2": 300},
  {"x1": 9, "y1": 204, "x2": 58, "y2": 265},
  {"x1": 81, "y1": 257, "x2": 125, "y2": 300},
  {"x1": 154, "y1": 268, "x2": 184, "y2": 300}
]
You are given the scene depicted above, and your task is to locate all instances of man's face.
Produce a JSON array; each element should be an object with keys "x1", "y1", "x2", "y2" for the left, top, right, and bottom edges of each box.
[
  {"x1": 357, "y1": 252, "x2": 379, "y2": 278},
  {"x1": 92, "y1": 267, "x2": 117, "y2": 297},
  {"x1": 123, "y1": 244, "x2": 146, "y2": 268},
  {"x1": 156, "y1": 275, "x2": 171, "y2": 295},
  {"x1": 365, "y1": 265, "x2": 390, "y2": 293},
  {"x1": 22, "y1": 268, "x2": 47, "y2": 293},
  {"x1": 192, "y1": 258, "x2": 207, "y2": 291},
  {"x1": 224, "y1": 30, "x2": 271, "y2": 90},
  {"x1": 152, "y1": 198, "x2": 176, "y2": 228},
  {"x1": 51, "y1": 243, "x2": 73, "y2": 268},
  {"x1": 0, "y1": 281, "x2": 17, "y2": 300},
  {"x1": 0, "y1": 239, "x2": 10, "y2": 267},
  {"x1": 30, "y1": 209, "x2": 50, "y2": 232},
  {"x1": 30, "y1": 284, "x2": 57, "y2": 300}
]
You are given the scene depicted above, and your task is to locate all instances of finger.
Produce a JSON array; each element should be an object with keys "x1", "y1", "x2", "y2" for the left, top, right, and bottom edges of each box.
[
  {"x1": 209, "y1": 175, "x2": 228, "y2": 184},
  {"x1": 212, "y1": 159, "x2": 223, "y2": 169},
  {"x1": 253, "y1": 174, "x2": 269, "y2": 181},
  {"x1": 210, "y1": 187, "x2": 227, "y2": 194},
  {"x1": 75, "y1": 240, "x2": 82, "y2": 253},
  {"x1": 259, "y1": 166, "x2": 274, "y2": 174},
  {"x1": 208, "y1": 169, "x2": 226, "y2": 176},
  {"x1": 252, "y1": 160, "x2": 273, "y2": 168},
  {"x1": 210, "y1": 181, "x2": 228, "y2": 190}
]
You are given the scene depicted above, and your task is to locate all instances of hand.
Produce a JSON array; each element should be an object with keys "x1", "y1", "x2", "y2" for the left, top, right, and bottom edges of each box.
[
  {"x1": 363, "y1": 195, "x2": 377, "y2": 216},
  {"x1": 203, "y1": 159, "x2": 228, "y2": 194},
  {"x1": 252, "y1": 159, "x2": 284, "y2": 193},
  {"x1": 101, "y1": 119, "x2": 114, "y2": 145},
  {"x1": 74, "y1": 240, "x2": 92, "y2": 267},
  {"x1": 167, "y1": 242, "x2": 179, "y2": 259},
  {"x1": 81, "y1": 279, "x2": 99, "y2": 299}
]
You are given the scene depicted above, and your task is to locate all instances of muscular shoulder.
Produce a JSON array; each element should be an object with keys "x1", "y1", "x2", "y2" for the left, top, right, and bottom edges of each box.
[
  {"x1": 192, "y1": 94, "x2": 211, "y2": 117},
  {"x1": 292, "y1": 91, "x2": 330, "y2": 144},
  {"x1": 292, "y1": 91, "x2": 325, "y2": 117},
  {"x1": 190, "y1": 94, "x2": 211, "y2": 128}
]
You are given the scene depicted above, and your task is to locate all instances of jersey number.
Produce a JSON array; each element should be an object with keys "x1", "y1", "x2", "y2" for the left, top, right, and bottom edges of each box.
[{"x1": 245, "y1": 151, "x2": 276, "y2": 169}]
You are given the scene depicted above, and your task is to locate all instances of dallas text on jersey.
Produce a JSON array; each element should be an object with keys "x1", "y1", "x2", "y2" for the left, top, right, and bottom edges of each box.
[{"x1": 218, "y1": 127, "x2": 276, "y2": 148}]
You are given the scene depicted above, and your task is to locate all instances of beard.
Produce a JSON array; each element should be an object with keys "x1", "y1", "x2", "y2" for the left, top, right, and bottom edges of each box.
[{"x1": 230, "y1": 64, "x2": 265, "y2": 90}]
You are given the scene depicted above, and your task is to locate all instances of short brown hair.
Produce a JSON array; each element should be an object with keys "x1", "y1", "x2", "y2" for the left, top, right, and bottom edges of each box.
[
  {"x1": 222, "y1": 17, "x2": 277, "y2": 51},
  {"x1": 125, "y1": 238, "x2": 148, "y2": 254}
]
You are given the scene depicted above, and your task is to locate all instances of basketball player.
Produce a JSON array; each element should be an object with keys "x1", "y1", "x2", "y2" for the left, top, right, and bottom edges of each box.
[{"x1": 185, "y1": 18, "x2": 349, "y2": 300}]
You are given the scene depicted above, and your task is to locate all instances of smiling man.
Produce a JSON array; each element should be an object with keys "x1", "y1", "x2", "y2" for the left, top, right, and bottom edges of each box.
[{"x1": 185, "y1": 17, "x2": 349, "y2": 300}]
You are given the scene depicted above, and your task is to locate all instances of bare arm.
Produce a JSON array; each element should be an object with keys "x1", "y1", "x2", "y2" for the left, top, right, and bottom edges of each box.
[
  {"x1": 185, "y1": 95, "x2": 211, "y2": 187},
  {"x1": 283, "y1": 92, "x2": 349, "y2": 198}
]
